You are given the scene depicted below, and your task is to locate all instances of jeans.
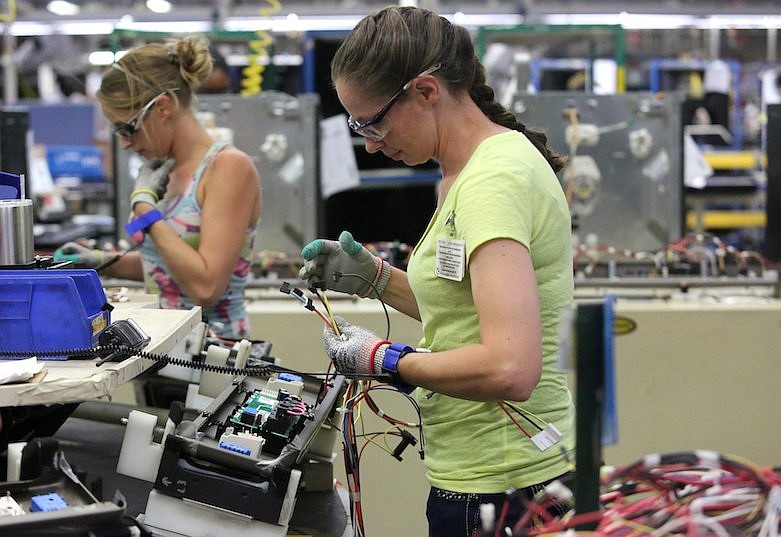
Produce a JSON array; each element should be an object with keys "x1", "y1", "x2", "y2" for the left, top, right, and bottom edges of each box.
[{"x1": 425, "y1": 474, "x2": 572, "y2": 537}]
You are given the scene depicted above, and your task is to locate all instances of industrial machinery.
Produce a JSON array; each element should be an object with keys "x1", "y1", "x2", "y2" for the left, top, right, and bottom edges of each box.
[
  {"x1": 119, "y1": 368, "x2": 347, "y2": 537},
  {"x1": 511, "y1": 92, "x2": 683, "y2": 252}
]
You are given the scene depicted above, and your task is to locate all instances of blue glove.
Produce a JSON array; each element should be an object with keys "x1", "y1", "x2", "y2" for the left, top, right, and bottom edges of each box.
[
  {"x1": 323, "y1": 316, "x2": 389, "y2": 378},
  {"x1": 53, "y1": 242, "x2": 106, "y2": 268},
  {"x1": 130, "y1": 158, "x2": 175, "y2": 209},
  {"x1": 299, "y1": 231, "x2": 390, "y2": 298}
]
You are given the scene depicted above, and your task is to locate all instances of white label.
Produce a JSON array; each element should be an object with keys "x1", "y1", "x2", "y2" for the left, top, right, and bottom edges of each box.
[{"x1": 435, "y1": 238, "x2": 465, "y2": 281}]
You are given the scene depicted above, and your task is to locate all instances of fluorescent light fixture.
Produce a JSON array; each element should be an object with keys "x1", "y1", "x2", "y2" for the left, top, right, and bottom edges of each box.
[
  {"x1": 2, "y1": 11, "x2": 523, "y2": 37},
  {"x1": 543, "y1": 13, "x2": 696, "y2": 29},
  {"x1": 46, "y1": 0, "x2": 80, "y2": 16},
  {"x1": 145, "y1": 0, "x2": 172, "y2": 15},
  {"x1": 543, "y1": 12, "x2": 781, "y2": 30},
  {"x1": 88, "y1": 50, "x2": 115, "y2": 66},
  {"x1": 3, "y1": 20, "x2": 115, "y2": 36},
  {"x1": 699, "y1": 15, "x2": 781, "y2": 29},
  {"x1": 225, "y1": 12, "x2": 523, "y2": 33},
  {"x1": 115, "y1": 20, "x2": 212, "y2": 33}
]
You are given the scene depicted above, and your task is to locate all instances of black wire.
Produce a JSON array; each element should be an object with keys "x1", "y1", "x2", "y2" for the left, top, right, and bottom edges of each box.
[
  {"x1": 0, "y1": 345, "x2": 276, "y2": 377},
  {"x1": 502, "y1": 401, "x2": 545, "y2": 431},
  {"x1": 333, "y1": 271, "x2": 392, "y2": 340}
]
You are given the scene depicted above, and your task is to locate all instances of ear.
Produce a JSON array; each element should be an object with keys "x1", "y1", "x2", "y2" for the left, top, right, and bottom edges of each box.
[
  {"x1": 411, "y1": 74, "x2": 440, "y2": 104},
  {"x1": 155, "y1": 93, "x2": 176, "y2": 119}
]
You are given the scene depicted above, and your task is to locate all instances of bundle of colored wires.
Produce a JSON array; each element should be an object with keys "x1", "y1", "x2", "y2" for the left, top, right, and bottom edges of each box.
[
  {"x1": 340, "y1": 379, "x2": 423, "y2": 537},
  {"x1": 485, "y1": 450, "x2": 781, "y2": 536}
]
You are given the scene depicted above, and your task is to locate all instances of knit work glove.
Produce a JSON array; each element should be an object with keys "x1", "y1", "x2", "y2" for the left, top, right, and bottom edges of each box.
[
  {"x1": 322, "y1": 317, "x2": 391, "y2": 379},
  {"x1": 130, "y1": 158, "x2": 175, "y2": 209},
  {"x1": 299, "y1": 230, "x2": 391, "y2": 298},
  {"x1": 53, "y1": 242, "x2": 106, "y2": 268}
]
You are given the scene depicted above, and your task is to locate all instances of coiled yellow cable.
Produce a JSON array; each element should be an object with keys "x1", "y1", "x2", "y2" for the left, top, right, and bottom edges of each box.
[
  {"x1": 240, "y1": 0, "x2": 281, "y2": 96},
  {"x1": 0, "y1": 0, "x2": 16, "y2": 21}
]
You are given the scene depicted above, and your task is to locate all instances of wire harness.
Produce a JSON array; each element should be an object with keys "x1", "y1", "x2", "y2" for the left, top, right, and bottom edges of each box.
[{"x1": 473, "y1": 450, "x2": 781, "y2": 536}]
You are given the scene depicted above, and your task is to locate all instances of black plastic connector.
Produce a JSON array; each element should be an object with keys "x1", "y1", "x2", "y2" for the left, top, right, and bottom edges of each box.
[{"x1": 391, "y1": 430, "x2": 417, "y2": 462}]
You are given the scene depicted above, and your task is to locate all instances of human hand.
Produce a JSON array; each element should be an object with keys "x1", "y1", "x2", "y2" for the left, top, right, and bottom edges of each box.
[
  {"x1": 322, "y1": 317, "x2": 389, "y2": 378},
  {"x1": 130, "y1": 158, "x2": 175, "y2": 209},
  {"x1": 299, "y1": 230, "x2": 390, "y2": 297},
  {"x1": 53, "y1": 242, "x2": 106, "y2": 268}
]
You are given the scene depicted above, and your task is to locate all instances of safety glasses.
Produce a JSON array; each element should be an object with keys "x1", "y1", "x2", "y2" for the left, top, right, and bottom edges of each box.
[
  {"x1": 112, "y1": 92, "x2": 167, "y2": 140},
  {"x1": 347, "y1": 64, "x2": 441, "y2": 142}
]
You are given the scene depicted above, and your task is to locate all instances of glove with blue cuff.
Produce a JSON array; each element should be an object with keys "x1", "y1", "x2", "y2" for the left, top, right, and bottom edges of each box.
[
  {"x1": 130, "y1": 158, "x2": 175, "y2": 209},
  {"x1": 299, "y1": 230, "x2": 391, "y2": 298}
]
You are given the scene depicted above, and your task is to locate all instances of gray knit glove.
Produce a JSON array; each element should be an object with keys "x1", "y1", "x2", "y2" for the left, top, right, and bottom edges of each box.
[
  {"x1": 322, "y1": 316, "x2": 390, "y2": 378},
  {"x1": 299, "y1": 231, "x2": 390, "y2": 298},
  {"x1": 130, "y1": 158, "x2": 175, "y2": 209}
]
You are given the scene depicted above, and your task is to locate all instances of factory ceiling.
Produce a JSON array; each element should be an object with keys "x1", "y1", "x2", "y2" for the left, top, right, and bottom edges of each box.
[{"x1": 8, "y1": 0, "x2": 781, "y2": 25}]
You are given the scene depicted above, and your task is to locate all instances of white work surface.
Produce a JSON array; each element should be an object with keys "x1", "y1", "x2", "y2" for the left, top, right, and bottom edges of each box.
[{"x1": 0, "y1": 301, "x2": 202, "y2": 407}]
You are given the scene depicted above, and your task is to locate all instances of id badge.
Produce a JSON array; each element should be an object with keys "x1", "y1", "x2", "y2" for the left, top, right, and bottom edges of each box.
[{"x1": 435, "y1": 238, "x2": 465, "y2": 281}]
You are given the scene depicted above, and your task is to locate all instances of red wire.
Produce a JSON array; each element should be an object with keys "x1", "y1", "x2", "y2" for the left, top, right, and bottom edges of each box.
[{"x1": 498, "y1": 402, "x2": 532, "y2": 438}]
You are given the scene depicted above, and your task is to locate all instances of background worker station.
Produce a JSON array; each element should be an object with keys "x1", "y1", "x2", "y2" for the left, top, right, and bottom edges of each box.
[{"x1": 1, "y1": 0, "x2": 781, "y2": 536}]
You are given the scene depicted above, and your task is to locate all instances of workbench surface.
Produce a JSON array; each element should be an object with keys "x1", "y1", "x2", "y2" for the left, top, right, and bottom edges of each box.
[{"x1": 0, "y1": 301, "x2": 201, "y2": 407}]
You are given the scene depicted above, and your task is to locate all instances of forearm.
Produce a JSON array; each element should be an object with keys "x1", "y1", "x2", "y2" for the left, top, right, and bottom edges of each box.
[
  {"x1": 378, "y1": 266, "x2": 420, "y2": 320},
  {"x1": 397, "y1": 343, "x2": 541, "y2": 402},
  {"x1": 146, "y1": 221, "x2": 231, "y2": 306},
  {"x1": 103, "y1": 251, "x2": 143, "y2": 281}
]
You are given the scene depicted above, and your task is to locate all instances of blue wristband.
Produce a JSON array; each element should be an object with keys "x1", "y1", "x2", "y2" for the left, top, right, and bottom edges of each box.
[
  {"x1": 382, "y1": 342, "x2": 416, "y2": 394},
  {"x1": 382, "y1": 342, "x2": 414, "y2": 374},
  {"x1": 125, "y1": 209, "x2": 164, "y2": 236}
]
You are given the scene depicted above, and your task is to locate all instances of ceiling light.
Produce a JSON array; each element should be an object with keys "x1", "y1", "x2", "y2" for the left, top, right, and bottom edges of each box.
[
  {"x1": 145, "y1": 0, "x2": 172, "y2": 15},
  {"x1": 46, "y1": 0, "x2": 80, "y2": 16}
]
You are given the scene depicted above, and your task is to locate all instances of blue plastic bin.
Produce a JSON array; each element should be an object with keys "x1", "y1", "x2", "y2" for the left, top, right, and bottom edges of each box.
[{"x1": 0, "y1": 269, "x2": 111, "y2": 360}]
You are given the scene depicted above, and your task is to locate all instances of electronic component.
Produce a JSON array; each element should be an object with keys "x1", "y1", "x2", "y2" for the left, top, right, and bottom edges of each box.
[
  {"x1": 139, "y1": 368, "x2": 346, "y2": 535},
  {"x1": 96, "y1": 318, "x2": 151, "y2": 365},
  {"x1": 217, "y1": 374, "x2": 312, "y2": 457},
  {"x1": 29, "y1": 492, "x2": 68, "y2": 512}
]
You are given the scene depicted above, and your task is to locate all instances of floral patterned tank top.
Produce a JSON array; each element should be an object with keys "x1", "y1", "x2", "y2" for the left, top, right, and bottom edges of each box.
[{"x1": 138, "y1": 142, "x2": 256, "y2": 338}]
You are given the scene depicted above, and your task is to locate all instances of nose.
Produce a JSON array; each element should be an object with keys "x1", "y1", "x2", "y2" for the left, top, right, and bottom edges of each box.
[
  {"x1": 119, "y1": 137, "x2": 134, "y2": 150},
  {"x1": 364, "y1": 137, "x2": 383, "y2": 153}
]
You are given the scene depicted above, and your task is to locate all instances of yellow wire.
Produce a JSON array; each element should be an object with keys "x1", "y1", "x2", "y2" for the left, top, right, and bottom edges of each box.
[{"x1": 321, "y1": 290, "x2": 341, "y2": 337}]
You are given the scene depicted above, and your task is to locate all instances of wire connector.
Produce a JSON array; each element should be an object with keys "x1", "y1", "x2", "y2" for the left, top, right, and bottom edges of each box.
[
  {"x1": 392, "y1": 429, "x2": 418, "y2": 461},
  {"x1": 531, "y1": 423, "x2": 563, "y2": 452},
  {"x1": 279, "y1": 282, "x2": 315, "y2": 310}
]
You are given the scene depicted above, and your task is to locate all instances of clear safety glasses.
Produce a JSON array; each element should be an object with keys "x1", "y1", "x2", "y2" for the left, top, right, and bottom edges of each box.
[{"x1": 347, "y1": 64, "x2": 441, "y2": 142}]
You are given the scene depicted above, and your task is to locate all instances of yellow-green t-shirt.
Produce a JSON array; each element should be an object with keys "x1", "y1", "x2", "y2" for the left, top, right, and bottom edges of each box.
[{"x1": 407, "y1": 130, "x2": 575, "y2": 493}]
